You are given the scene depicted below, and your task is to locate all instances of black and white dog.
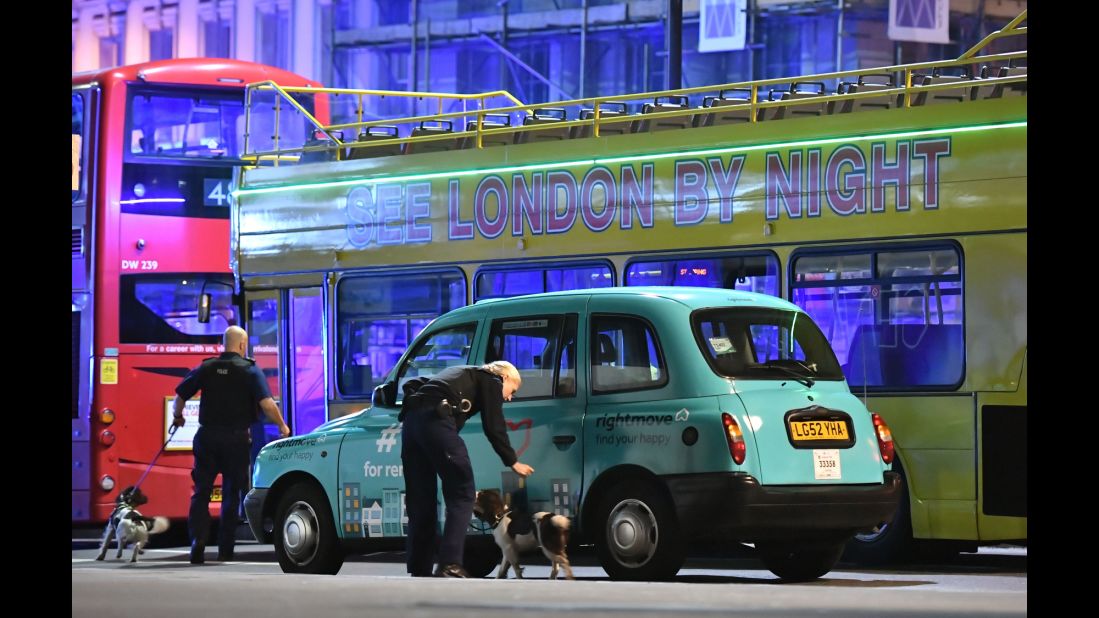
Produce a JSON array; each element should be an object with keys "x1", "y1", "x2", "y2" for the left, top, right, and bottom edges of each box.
[
  {"x1": 95, "y1": 486, "x2": 170, "y2": 563},
  {"x1": 473, "y1": 489, "x2": 574, "y2": 580}
]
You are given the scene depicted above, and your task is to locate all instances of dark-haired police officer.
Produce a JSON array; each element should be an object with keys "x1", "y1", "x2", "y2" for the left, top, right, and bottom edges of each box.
[
  {"x1": 172, "y1": 325, "x2": 290, "y2": 564},
  {"x1": 400, "y1": 361, "x2": 534, "y2": 577}
]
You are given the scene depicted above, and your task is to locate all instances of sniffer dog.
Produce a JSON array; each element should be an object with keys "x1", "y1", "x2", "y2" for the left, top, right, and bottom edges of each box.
[
  {"x1": 95, "y1": 486, "x2": 170, "y2": 563},
  {"x1": 473, "y1": 489, "x2": 574, "y2": 580}
]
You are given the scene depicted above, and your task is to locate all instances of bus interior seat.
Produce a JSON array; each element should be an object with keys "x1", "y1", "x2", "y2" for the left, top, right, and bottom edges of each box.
[
  {"x1": 911, "y1": 72, "x2": 974, "y2": 106},
  {"x1": 570, "y1": 102, "x2": 632, "y2": 139},
  {"x1": 990, "y1": 65, "x2": 1027, "y2": 98},
  {"x1": 758, "y1": 89, "x2": 790, "y2": 121},
  {"x1": 633, "y1": 96, "x2": 692, "y2": 133},
  {"x1": 843, "y1": 324, "x2": 963, "y2": 386},
  {"x1": 769, "y1": 82, "x2": 827, "y2": 120},
  {"x1": 346, "y1": 125, "x2": 402, "y2": 160},
  {"x1": 694, "y1": 89, "x2": 754, "y2": 127},
  {"x1": 515, "y1": 108, "x2": 570, "y2": 144},
  {"x1": 459, "y1": 114, "x2": 513, "y2": 149},
  {"x1": 843, "y1": 325, "x2": 885, "y2": 386},
  {"x1": 403, "y1": 120, "x2": 457, "y2": 155},
  {"x1": 830, "y1": 73, "x2": 899, "y2": 114},
  {"x1": 299, "y1": 130, "x2": 343, "y2": 164}
]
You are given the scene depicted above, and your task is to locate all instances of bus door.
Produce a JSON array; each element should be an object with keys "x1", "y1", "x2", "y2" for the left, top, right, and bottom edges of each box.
[
  {"x1": 247, "y1": 290, "x2": 282, "y2": 463},
  {"x1": 287, "y1": 287, "x2": 328, "y2": 436},
  {"x1": 72, "y1": 85, "x2": 99, "y2": 521}
]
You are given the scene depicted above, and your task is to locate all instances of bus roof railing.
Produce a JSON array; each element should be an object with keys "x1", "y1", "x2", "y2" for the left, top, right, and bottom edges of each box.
[
  {"x1": 959, "y1": 10, "x2": 1027, "y2": 60},
  {"x1": 241, "y1": 84, "x2": 525, "y2": 164},
  {"x1": 242, "y1": 10, "x2": 1026, "y2": 166}
]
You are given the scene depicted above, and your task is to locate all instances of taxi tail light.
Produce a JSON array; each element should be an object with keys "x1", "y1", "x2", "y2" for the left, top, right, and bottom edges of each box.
[
  {"x1": 721, "y1": 412, "x2": 746, "y2": 465},
  {"x1": 871, "y1": 413, "x2": 894, "y2": 464}
]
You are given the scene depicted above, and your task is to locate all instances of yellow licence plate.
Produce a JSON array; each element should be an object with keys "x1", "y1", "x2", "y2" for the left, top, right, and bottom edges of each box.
[
  {"x1": 790, "y1": 420, "x2": 849, "y2": 441},
  {"x1": 211, "y1": 487, "x2": 222, "y2": 502}
]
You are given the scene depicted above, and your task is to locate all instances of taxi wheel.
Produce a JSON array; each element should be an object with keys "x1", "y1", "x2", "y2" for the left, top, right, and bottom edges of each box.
[
  {"x1": 844, "y1": 464, "x2": 914, "y2": 565},
  {"x1": 595, "y1": 479, "x2": 684, "y2": 581},
  {"x1": 756, "y1": 541, "x2": 845, "y2": 582},
  {"x1": 274, "y1": 482, "x2": 345, "y2": 575}
]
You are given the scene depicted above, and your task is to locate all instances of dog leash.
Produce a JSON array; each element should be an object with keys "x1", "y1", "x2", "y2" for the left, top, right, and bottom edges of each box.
[
  {"x1": 469, "y1": 507, "x2": 511, "y2": 533},
  {"x1": 131, "y1": 424, "x2": 179, "y2": 491},
  {"x1": 469, "y1": 518, "x2": 494, "y2": 534}
]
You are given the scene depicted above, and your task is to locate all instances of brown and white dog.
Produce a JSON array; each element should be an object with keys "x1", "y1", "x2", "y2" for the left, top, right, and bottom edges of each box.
[
  {"x1": 473, "y1": 489, "x2": 574, "y2": 580},
  {"x1": 95, "y1": 486, "x2": 170, "y2": 563}
]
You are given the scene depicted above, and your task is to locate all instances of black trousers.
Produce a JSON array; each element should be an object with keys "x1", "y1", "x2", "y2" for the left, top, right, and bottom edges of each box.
[
  {"x1": 401, "y1": 404, "x2": 475, "y2": 575},
  {"x1": 189, "y1": 426, "x2": 250, "y2": 555}
]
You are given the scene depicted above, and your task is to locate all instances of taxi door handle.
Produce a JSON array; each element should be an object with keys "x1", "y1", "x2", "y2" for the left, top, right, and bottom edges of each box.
[{"x1": 553, "y1": 435, "x2": 576, "y2": 446}]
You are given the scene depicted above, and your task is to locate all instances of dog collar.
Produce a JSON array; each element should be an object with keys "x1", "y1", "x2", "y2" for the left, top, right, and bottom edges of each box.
[{"x1": 489, "y1": 507, "x2": 511, "y2": 530}]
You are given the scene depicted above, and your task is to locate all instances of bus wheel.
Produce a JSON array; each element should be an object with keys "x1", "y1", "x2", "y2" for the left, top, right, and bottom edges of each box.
[
  {"x1": 594, "y1": 480, "x2": 684, "y2": 581},
  {"x1": 844, "y1": 465, "x2": 913, "y2": 565},
  {"x1": 757, "y1": 541, "x2": 845, "y2": 582},
  {"x1": 463, "y1": 535, "x2": 503, "y2": 578},
  {"x1": 274, "y1": 482, "x2": 345, "y2": 574}
]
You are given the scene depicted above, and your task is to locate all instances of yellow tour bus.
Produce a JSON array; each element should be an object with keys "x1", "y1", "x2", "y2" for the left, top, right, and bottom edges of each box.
[{"x1": 230, "y1": 12, "x2": 1026, "y2": 563}]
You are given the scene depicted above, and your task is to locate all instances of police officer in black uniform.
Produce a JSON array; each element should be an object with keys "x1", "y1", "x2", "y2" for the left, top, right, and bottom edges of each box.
[
  {"x1": 400, "y1": 360, "x2": 534, "y2": 577},
  {"x1": 172, "y1": 326, "x2": 290, "y2": 565}
]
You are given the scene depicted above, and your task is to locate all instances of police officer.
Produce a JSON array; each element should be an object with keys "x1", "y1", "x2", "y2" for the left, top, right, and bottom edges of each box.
[
  {"x1": 172, "y1": 325, "x2": 290, "y2": 565},
  {"x1": 400, "y1": 361, "x2": 534, "y2": 578}
]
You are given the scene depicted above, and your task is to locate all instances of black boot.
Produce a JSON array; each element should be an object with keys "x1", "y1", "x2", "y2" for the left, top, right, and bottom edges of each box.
[
  {"x1": 190, "y1": 542, "x2": 206, "y2": 565},
  {"x1": 433, "y1": 563, "x2": 470, "y2": 578}
]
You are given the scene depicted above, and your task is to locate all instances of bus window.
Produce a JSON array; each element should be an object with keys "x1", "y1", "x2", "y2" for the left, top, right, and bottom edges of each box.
[
  {"x1": 119, "y1": 274, "x2": 238, "y2": 343},
  {"x1": 129, "y1": 91, "x2": 245, "y2": 159},
  {"x1": 336, "y1": 270, "x2": 466, "y2": 397},
  {"x1": 626, "y1": 253, "x2": 779, "y2": 296},
  {"x1": 479, "y1": 270, "x2": 542, "y2": 298},
  {"x1": 248, "y1": 298, "x2": 279, "y2": 351},
  {"x1": 791, "y1": 246, "x2": 963, "y2": 388},
  {"x1": 877, "y1": 249, "x2": 961, "y2": 326},
  {"x1": 72, "y1": 93, "x2": 85, "y2": 203},
  {"x1": 547, "y1": 267, "x2": 613, "y2": 292},
  {"x1": 475, "y1": 263, "x2": 612, "y2": 300}
]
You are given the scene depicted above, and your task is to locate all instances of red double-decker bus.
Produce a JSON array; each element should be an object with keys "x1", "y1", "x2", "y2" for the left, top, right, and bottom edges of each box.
[{"x1": 72, "y1": 58, "x2": 324, "y2": 523}]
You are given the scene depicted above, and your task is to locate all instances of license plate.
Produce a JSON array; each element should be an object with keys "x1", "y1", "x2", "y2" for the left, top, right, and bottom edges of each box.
[
  {"x1": 211, "y1": 487, "x2": 222, "y2": 502},
  {"x1": 789, "y1": 420, "x2": 849, "y2": 442}
]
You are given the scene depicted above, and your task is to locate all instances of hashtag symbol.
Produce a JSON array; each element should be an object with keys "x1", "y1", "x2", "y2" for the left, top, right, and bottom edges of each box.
[{"x1": 376, "y1": 423, "x2": 401, "y2": 453}]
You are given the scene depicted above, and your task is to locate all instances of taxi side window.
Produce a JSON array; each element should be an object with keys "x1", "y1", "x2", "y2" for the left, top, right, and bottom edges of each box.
[
  {"x1": 396, "y1": 323, "x2": 476, "y2": 394},
  {"x1": 486, "y1": 314, "x2": 577, "y2": 400},
  {"x1": 591, "y1": 315, "x2": 667, "y2": 393}
]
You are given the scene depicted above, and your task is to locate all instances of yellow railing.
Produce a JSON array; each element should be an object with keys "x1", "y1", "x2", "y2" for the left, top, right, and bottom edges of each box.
[
  {"x1": 243, "y1": 10, "x2": 1026, "y2": 165},
  {"x1": 242, "y1": 83, "x2": 524, "y2": 164},
  {"x1": 959, "y1": 10, "x2": 1028, "y2": 60}
]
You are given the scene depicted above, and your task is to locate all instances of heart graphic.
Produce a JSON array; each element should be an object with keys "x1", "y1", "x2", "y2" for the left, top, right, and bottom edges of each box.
[{"x1": 506, "y1": 418, "x2": 533, "y2": 458}]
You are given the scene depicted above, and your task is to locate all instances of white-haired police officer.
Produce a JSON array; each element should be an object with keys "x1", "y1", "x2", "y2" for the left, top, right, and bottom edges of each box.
[
  {"x1": 173, "y1": 326, "x2": 289, "y2": 564},
  {"x1": 400, "y1": 361, "x2": 534, "y2": 577}
]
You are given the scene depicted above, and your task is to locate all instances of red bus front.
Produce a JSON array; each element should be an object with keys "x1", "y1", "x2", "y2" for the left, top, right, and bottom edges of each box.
[{"x1": 72, "y1": 58, "x2": 326, "y2": 523}]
